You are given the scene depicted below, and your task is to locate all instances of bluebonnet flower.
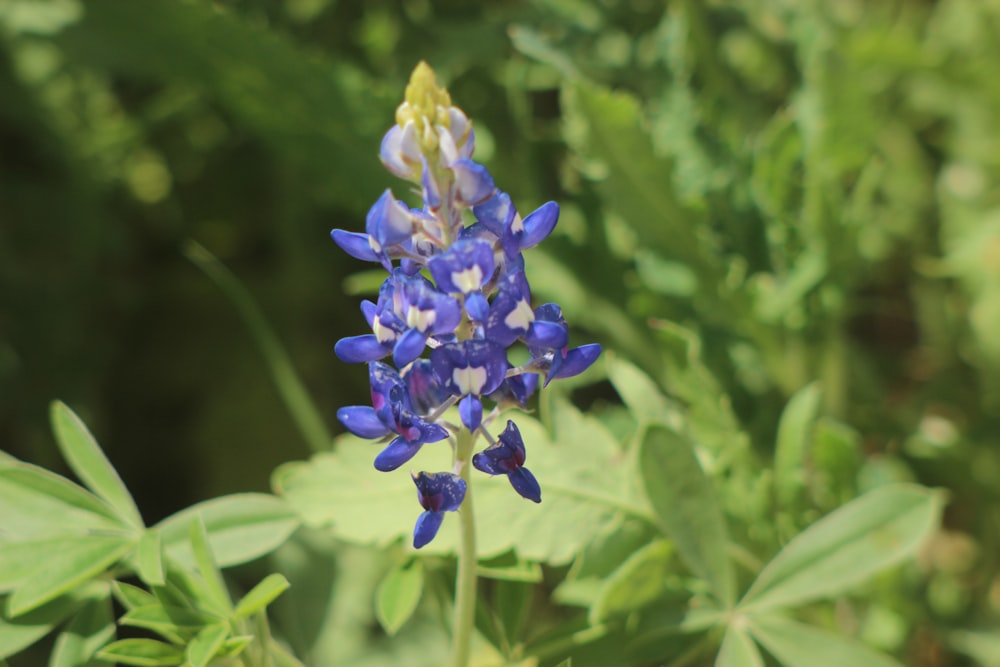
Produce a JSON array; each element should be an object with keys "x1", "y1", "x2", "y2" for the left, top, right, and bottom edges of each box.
[
  {"x1": 472, "y1": 421, "x2": 540, "y2": 503},
  {"x1": 411, "y1": 472, "x2": 467, "y2": 548},
  {"x1": 331, "y1": 62, "x2": 601, "y2": 548}
]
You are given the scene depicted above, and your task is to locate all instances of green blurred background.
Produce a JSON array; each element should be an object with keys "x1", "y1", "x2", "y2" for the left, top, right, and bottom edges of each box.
[{"x1": 3, "y1": 0, "x2": 1000, "y2": 664}]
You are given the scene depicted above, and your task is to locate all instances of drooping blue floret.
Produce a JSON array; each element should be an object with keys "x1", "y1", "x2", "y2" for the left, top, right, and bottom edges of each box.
[{"x1": 472, "y1": 420, "x2": 541, "y2": 503}]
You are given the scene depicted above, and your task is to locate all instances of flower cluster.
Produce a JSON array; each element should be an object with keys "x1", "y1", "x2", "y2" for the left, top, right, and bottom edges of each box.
[{"x1": 332, "y1": 63, "x2": 600, "y2": 548}]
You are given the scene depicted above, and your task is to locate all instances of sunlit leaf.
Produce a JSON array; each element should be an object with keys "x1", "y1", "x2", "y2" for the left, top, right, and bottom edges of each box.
[
  {"x1": 97, "y1": 638, "x2": 185, "y2": 666},
  {"x1": 375, "y1": 560, "x2": 423, "y2": 636},
  {"x1": 49, "y1": 401, "x2": 143, "y2": 529},
  {"x1": 156, "y1": 493, "x2": 298, "y2": 568},
  {"x1": 48, "y1": 594, "x2": 115, "y2": 667},
  {"x1": 716, "y1": 624, "x2": 764, "y2": 667},
  {"x1": 773, "y1": 383, "x2": 822, "y2": 512},
  {"x1": 234, "y1": 574, "x2": 290, "y2": 619}
]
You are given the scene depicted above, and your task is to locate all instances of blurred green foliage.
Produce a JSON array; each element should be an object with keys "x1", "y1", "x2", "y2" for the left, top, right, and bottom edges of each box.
[{"x1": 3, "y1": 0, "x2": 1000, "y2": 665}]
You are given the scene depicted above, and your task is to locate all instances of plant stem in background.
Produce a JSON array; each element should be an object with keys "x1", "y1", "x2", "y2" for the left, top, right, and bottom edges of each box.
[{"x1": 452, "y1": 428, "x2": 478, "y2": 667}]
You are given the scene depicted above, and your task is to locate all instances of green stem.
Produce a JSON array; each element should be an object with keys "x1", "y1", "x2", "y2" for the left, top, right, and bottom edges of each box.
[{"x1": 452, "y1": 428, "x2": 478, "y2": 667}]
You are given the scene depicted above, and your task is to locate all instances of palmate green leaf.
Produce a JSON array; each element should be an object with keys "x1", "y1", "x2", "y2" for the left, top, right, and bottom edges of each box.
[
  {"x1": 112, "y1": 582, "x2": 157, "y2": 612},
  {"x1": 97, "y1": 638, "x2": 184, "y2": 667},
  {"x1": 6, "y1": 534, "x2": 134, "y2": 617},
  {"x1": 716, "y1": 625, "x2": 764, "y2": 667},
  {"x1": 739, "y1": 484, "x2": 943, "y2": 612},
  {"x1": 120, "y1": 604, "x2": 211, "y2": 641},
  {"x1": 606, "y1": 355, "x2": 677, "y2": 427},
  {"x1": 773, "y1": 383, "x2": 822, "y2": 512},
  {"x1": 561, "y1": 82, "x2": 716, "y2": 280},
  {"x1": 375, "y1": 560, "x2": 423, "y2": 636},
  {"x1": 747, "y1": 614, "x2": 903, "y2": 667},
  {"x1": 0, "y1": 583, "x2": 108, "y2": 660},
  {"x1": 48, "y1": 594, "x2": 115, "y2": 667},
  {"x1": 234, "y1": 574, "x2": 290, "y2": 619},
  {"x1": 49, "y1": 401, "x2": 143, "y2": 529},
  {"x1": 275, "y1": 399, "x2": 649, "y2": 564},
  {"x1": 0, "y1": 462, "x2": 126, "y2": 540},
  {"x1": 156, "y1": 493, "x2": 299, "y2": 569},
  {"x1": 639, "y1": 425, "x2": 735, "y2": 608}
]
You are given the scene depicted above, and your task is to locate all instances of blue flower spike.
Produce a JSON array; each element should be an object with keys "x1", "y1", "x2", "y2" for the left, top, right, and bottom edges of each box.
[
  {"x1": 472, "y1": 420, "x2": 541, "y2": 503},
  {"x1": 412, "y1": 471, "x2": 467, "y2": 548},
  {"x1": 331, "y1": 61, "x2": 601, "y2": 538}
]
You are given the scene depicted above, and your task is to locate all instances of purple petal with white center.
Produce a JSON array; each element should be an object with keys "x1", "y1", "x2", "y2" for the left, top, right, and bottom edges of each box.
[
  {"x1": 508, "y1": 467, "x2": 541, "y2": 503},
  {"x1": 485, "y1": 270, "x2": 534, "y2": 347},
  {"x1": 413, "y1": 510, "x2": 444, "y2": 549},
  {"x1": 393, "y1": 328, "x2": 429, "y2": 368},
  {"x1": 401, "y1": 279, "x2": 462, "y2": 336},
  {"x1": 518, "y1": 201, "x2": 559, "y2": 250},
  {"x1": 374, "y1": 436, "x2": 423, "y2": 471},
  {"x1": 524, "y1": 320, "x2": 569, "y2": 350},
  {"x1": 427, "y1": 239, "x2": 495, "y2": 295},
  {"x1": 337, "y1": 406, "x2": 391, "y2": 439},
  {"x1": 335, "y1": 334, "x2": 391, "y2": 363},
  {"x1": 548, "y1": 344, "x2": 603, "y2": 384},
  {"x1": 459, "y1": 394, "x2": 483, "y2": 432},
  {"x1": 331, "y1": 230, "x2": 379, "y2": 263},
  {"x1": 366, "y1": 190, "x2": 414, "y2": 248},
  {"x1": 451, "y1": 159, "x2": 496, "y2": 207},
  {"x1": 413, "y1": 471, "x2": 467, "y2": 512},
  {"x1": 430, "y1": 340, "x2": 508, "y2": 398},
  {"x1": 473, "y1": 192, "x2": 515, "y2": 238},
  {"x1": 465, "y1": 292, "x2": 489, "y2": 322}
]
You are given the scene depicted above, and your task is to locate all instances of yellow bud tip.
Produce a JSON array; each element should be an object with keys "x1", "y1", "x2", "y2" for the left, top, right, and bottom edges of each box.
[{"x1": 404, "y1": 61, "x2": 451, "y2": 120}]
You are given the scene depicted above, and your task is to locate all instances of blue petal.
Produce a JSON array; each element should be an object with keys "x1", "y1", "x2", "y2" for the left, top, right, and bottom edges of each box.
[
  {"x1": 393, "y1": 328, "x2": 429, "y2": 367},
  {"x1": 508, "y1": 467, "x2": 541, "y2": 503},
  {"x1": 413, "y1": 471, "x2": 467, "y2": 513},
  {"x1": 335, "y1": 335, "x2": 391, "y2": 363},
  {"x1": 465, "y1": 291, "x2": 489, "y2": 322},
  {"x1": 549, "y1": 344, "x2": 603, "y2": 384},
  {"x1": 459, "y1": 394, "x2": 483, "y2": 432},
  {"x1": 337, "y1": 406, "x2": 391, "y2": 439},
  {"x1": 421, "y1": 158, "x2": 442, "y2": 210},
  {"x1": 518, "y1": 201, "x2": 559, "y2": 250},
  {"x1": 472, "y1": 448, "x2": 505, "y2": 476},
  {"x1": 331, "y1": 229, "x2": 379, "y2": 263},
  {"x1": 373, "y1": 436, "x2": 423, "y2": 472},
  {"x1": 366, "y1": 190, "x2": 413, "y2": 247},
  {"x1": 451, "y1": 159, "x2": 496, "y2": 206},
  {"x1": 413, "y1": 511, "x2": 444, "y2": 549},
  {"x1": 473, "y1": 191, "x2": 514, "y2": 237},
  {"x1": 524, "y1": 320, "x2": 568, "y2": 350}
]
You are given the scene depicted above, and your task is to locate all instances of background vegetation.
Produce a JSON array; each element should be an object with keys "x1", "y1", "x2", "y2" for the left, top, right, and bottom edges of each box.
[{"x1": 2, "y1": 0, "x2": 999, "y2": 665}]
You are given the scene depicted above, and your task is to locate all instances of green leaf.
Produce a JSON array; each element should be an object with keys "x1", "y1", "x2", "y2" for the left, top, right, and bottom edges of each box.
[
  {"x1": 0, "y1": 463, "x2": 126, "y2": 540},
  {"x1": 716, "y1": 625, "x2": 764, "y2": 667},
  {"x1": 156, "y1": 493, "x2": 299, "y2": 568},
  {"x1": 234, "y1": 574, "x2": 290, "y2": 619},
  {"x1": 375, "y1": 561, "x2": 423, "y2": 636},
  {"x1": 97, "y1": 639, "x2": 185, "y2": 666},
  {"x1": 217, "y1": 635, "x2": 254, "y2": 658},
  {"x1": 590, "y1": 539, "x2": 674, "y2": 623},
  {"x1": 747, "y1": 614, "x2": 903, "y2": 667},
  {"x1": 276, "y1": 401, "x2": 649, "y2": 564},
  {"x1": 112, "y1": 582, "x2": 157, "y2": 611},
  {"x1": 49, "y1": 401, "x2": 143, "y2": 529},
  {"x1": 773, "y1": 383, "x2": 822, "y2": 511},
  {"x1": 6, "y1": 535, "x2": 134, "y2": 617},
  {"x1": 740, "y1": 484, "x2": 943, "y2": 612},
  {"x1": 49, "y1": 595, "x2": 115, "y2": 667},
  {"x1": 0, "y1": 584, "x2": 107, "y2": 660},
  {"x1": 185, "y1": 624, "x2": 228, "y2": 667},
  {"x1": 639, "y1": 424, "x2": 735, "y2": 608},
  {"x1": 120, "y1": 604, "x2": 211, "y2": 640},
  {"x1": 187, "y1": 516, "x2": 232, "y2": 615},
  {"x1": 135, "y1": 529, "x2": 165, "y2": 587}
]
